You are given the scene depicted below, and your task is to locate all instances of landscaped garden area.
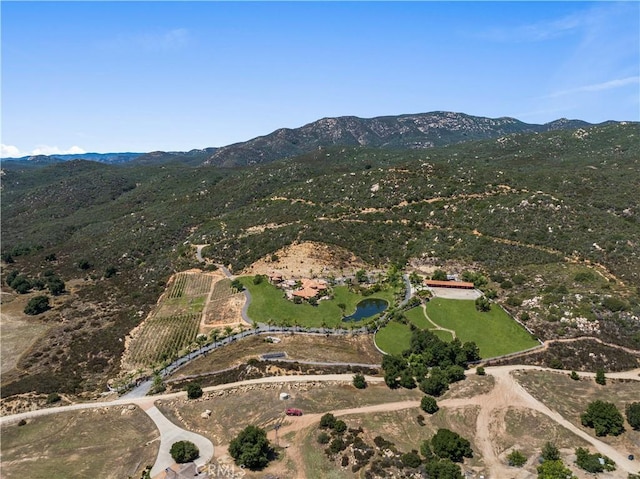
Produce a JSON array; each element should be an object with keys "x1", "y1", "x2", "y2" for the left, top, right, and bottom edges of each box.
[
  {"x1": 240, "y1": 275, "x2": 398, "y2": 328},
  {"x1": 425, "y1": 298, "x2": 539, "y2": 357},
  {"x1": 376, "y1": 298, "x2": 539, "y2": 358}
]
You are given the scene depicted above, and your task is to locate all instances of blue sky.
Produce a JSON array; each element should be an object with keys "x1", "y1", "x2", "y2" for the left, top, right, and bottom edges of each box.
[{"x1": 2, "y1": 1, "x2": 638, "y2": 156}]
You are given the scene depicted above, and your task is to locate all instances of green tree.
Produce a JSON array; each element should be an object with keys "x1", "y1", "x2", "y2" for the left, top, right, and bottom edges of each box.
[
  {"x1": 231, "y1": 279, "x2": 244, "y2": 291},
  {"x1": 401, "y1": 451, "x2": 422, "y2": 468},
  {"x1": 541, "y1": 442, "x2": 560, "y2": 461},
  {"x1": 229, "y1": 425, "x2": 272, "y2": 470},
  {"x1": 570, "y1": 371, "x2": 580, "y2": 380},
  {"x1": 595, "y1": 368, "x2": 606, "y2": 385},
  {"x1": 170, "y1": 440, "x2": 199, "y2": 463},
  {"x1": 474, "y1": 296, "x2": 491, "y2": 312},
  {"x1": 333, "y1": 420, "x2": 347, "y2": 434},
  {"x1": 355, "y1": 269, "x2": 368, "y2": 283},
  {"x1": 47, "y1": 277, "x2": 65, "y2": 296},
  {"x1": 185, "y1": 383, "x2": 203, "y2": 399},
  {"x1": 424, "y1": 458, "x2": 464, "y2": 479},
  {"x1": 419, "y1": 369, "x2": 449, "y2": 397},
  {"x1": 353, "y1": 373, "x2": 367, "y2": 389},
  {"x1": 626, "y1": 402, "x2": 640, "y2": 430},
  {"x1": 328, "y1": 437, "x2": 346, "y2": 455},
  {"x1": 431, "y1": 428, "x2": 473, "y2": 462},
  {"x1": 575, "y1": 447, "x2": 616, "y2": 473},
  {"x1": 507, "y1": 449, "x2": 527, "y2": 467},
  {"x1": 537, "y1": 460, "x2": 576, "y2": 479},
  {"x1": 421, "y1": 395, "x2": 439, "y2": 414},
  {"x1": 476, "y1": 366, "x2": 486, "y2": 376},
  {"x1": 24, "y1": 295, "x2": 50, "y2": 315},
  {"x1": 319, "y1": 413, "x2": 336, "y2": 429},
  {"x1": 432, "y1": 269, "x2": 448, "y2": 281},
  {"x1": 581, "y1": 400, "x2": 624, "y2": 436}
]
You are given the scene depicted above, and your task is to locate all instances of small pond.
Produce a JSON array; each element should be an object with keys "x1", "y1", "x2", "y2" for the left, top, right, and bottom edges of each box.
[{"x1": 342, "y1": 298, "x2": 388, "y2": 322}]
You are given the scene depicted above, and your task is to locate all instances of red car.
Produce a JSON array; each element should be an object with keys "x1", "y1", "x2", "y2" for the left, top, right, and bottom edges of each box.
[{"x1": 286, "y1": 408, "x2": 303, "y2": 416}]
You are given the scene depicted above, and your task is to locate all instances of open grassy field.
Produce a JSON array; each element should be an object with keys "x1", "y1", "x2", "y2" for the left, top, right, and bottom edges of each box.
[
  {"x1": 166, "y1": 333, "x2": 383, "y2": 379},
  {"x1": 0, "y1": 406, "x2": 158, "y2": 479},
  {"x1": 374, "y1": 321, "x2": 413, "y2": 355},
  {"x1": 240, "y1": 278, "x2": 396, "y2": 328},
  {"x1": 0, "y1": 308, "x2": 49, "y2": 378},
  {"x1": 157, "y1": 382, "x2": 423, "y2": 447},
  {"x1": 425, "y1": 298, "x2": 539, "y2": 358},
  {"x1": 514, "y1": 370, "x2": 640, "y2": 452}
]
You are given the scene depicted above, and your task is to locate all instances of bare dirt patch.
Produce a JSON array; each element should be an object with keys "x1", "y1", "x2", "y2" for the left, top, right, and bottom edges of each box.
[
  {"x1": 241, "y1": 241, "x2": 369, "y2": 278},
  {"x1": 0, "y1": 405, "x2": 158, "y2": 479},
  {"x1": 202, "y1": 293, "x2": 244, "y2": 328},
  {"x1": 167, "y1": 334, "x2": 383, "y2": 380},
  {"x1": 514, "y1": 369, "x2": 640, "y2": 455}
]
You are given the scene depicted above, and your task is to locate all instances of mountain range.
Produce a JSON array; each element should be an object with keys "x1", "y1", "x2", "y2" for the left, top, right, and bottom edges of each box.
[{"x1": 3, "y1": 111, "x2": 613, "y2": 168}]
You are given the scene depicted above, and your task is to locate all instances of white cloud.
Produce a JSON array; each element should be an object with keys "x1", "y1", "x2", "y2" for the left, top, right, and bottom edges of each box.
[
  {"x1": 546, "y1": 76, "x2": 640, "y2": 99},
  {"x1": 1, "y1": 144, "x2": 87, "y2": 158},
  {"x1": 31, "y1": 145, "x2": 87, "y2": 156},
  {"x1": 1, "y1": 144, "x2": 24, "y2": 158}
]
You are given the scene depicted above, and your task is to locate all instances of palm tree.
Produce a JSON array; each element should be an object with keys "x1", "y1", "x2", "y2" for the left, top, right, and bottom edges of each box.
[
  {"x1": 224, "y1": 325, "x2": 233, "y2": 338},
  {"x1": 210, "y1": 328, "x2": 220, "y2": 347}
]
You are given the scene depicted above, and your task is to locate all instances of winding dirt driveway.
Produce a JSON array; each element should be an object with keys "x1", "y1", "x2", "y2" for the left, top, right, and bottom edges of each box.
[{"x1": 2, "y1": 368, "x2": 639, "y2": 477}]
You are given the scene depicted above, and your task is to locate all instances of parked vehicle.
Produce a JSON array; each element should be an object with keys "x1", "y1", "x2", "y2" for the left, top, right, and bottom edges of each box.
[{"x1": 286, "y1": 408, "x2": 303, "y2": 416}]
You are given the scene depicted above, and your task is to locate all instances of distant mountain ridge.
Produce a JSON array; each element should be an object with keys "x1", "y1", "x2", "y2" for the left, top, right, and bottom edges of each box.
[
  {"x1": 200, "y1": 112, "x2": 604, "y2": 167},
  {"x1": 2, "y1": 112, "x2": 623, "y2": 167},
  {"x1": 2, "y1": 152, "x2": 143, "y2": 165}
]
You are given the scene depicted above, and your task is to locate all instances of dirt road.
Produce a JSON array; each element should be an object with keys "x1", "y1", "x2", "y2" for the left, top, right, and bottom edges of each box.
[{"x1": 2, "y1": 367, "x2": 638, "y2": 477}]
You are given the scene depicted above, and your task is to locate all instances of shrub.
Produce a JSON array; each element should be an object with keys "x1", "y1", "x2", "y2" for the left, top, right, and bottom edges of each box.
[
  {"x1": 541, "y1": 442, "x2": 560, "y2": 461},
  {"x1": 229, "y1": 425, "x2": 271, "y2": 469},
  {"x1": 537, "y1": 459, "x2": 576, "y2": 479},
  {"x1": 185, "y1": 383, "x2": 203, "y2": 399},
  {"x1": 320, "y1": 413, "x2": 337, "y2": 429},
  {"x1": 476, "y1": 366, "x2": 486, "y2": 376},
  {"x1": 475, "y1": 296, "x2": 491, "y2": 312},
  {"x1": 328, "y1": 437, "x2": 346, "y2": 455},
  {"x1": 581, "y1": 400, "x2": 624, "y2": 436},
  {"x1": 333, "y1": 420, "x2": 347, "y2": 434},
  {"x1": 317, "y1": 432, "x2": 330, "y2": 444},
  {"x1": 104, "y1": 266, "x2": 118, "y2": 278},
  {"x1": 575, "y1": 447, "x2": 616, "y2": 473},
  {"x1": 570, "y1": 371, "x2": 580, "y2": 380},
  {"x1": 507, "y1": 449, "x2": 527, "y2": 467},
  {"x1": 353, "y1": 373, "x2": 367, "y2": 389},
  {"x1": 595, "y1": 368, "x2": 606, "y2": 385},
  {"x1": 401, "y1": 451, "x2": 422, "y2": 468},
  {"x1": 46, "y1": 392, "x2": 61, "y2": 404},
  {"x1": 170, "y1": 440, "x2": 199, "y2": 463},
  {"x1": 421, "y1": 395, "x2": 439, "y2": 414},
  {"x1": 77, "y1": 259, "x2": 92, "y2": 270},
  {"x1": 24, "y1": 295, "x2": 50, "y2": 315},
  {"x1": 626, "y1": 402, "x2": 640, "y2": 430}
]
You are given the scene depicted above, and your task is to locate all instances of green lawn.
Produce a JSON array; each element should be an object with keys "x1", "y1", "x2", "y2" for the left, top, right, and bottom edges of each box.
[
  {"x1": 425, "y1": 298, "x2": 539, "y2": 358},
  {"x1": 375, "y1": 321, "x2": 413, "y2": 355},
  {"x1": 405, "y1": 306, "x2": 430, "y2": 329},
  {"x1": 240, "y1": 277, "x2": 396, "y2": 328},
  {"x1": 406, "y1": 306, "x2": 454, "y2": 342}
]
